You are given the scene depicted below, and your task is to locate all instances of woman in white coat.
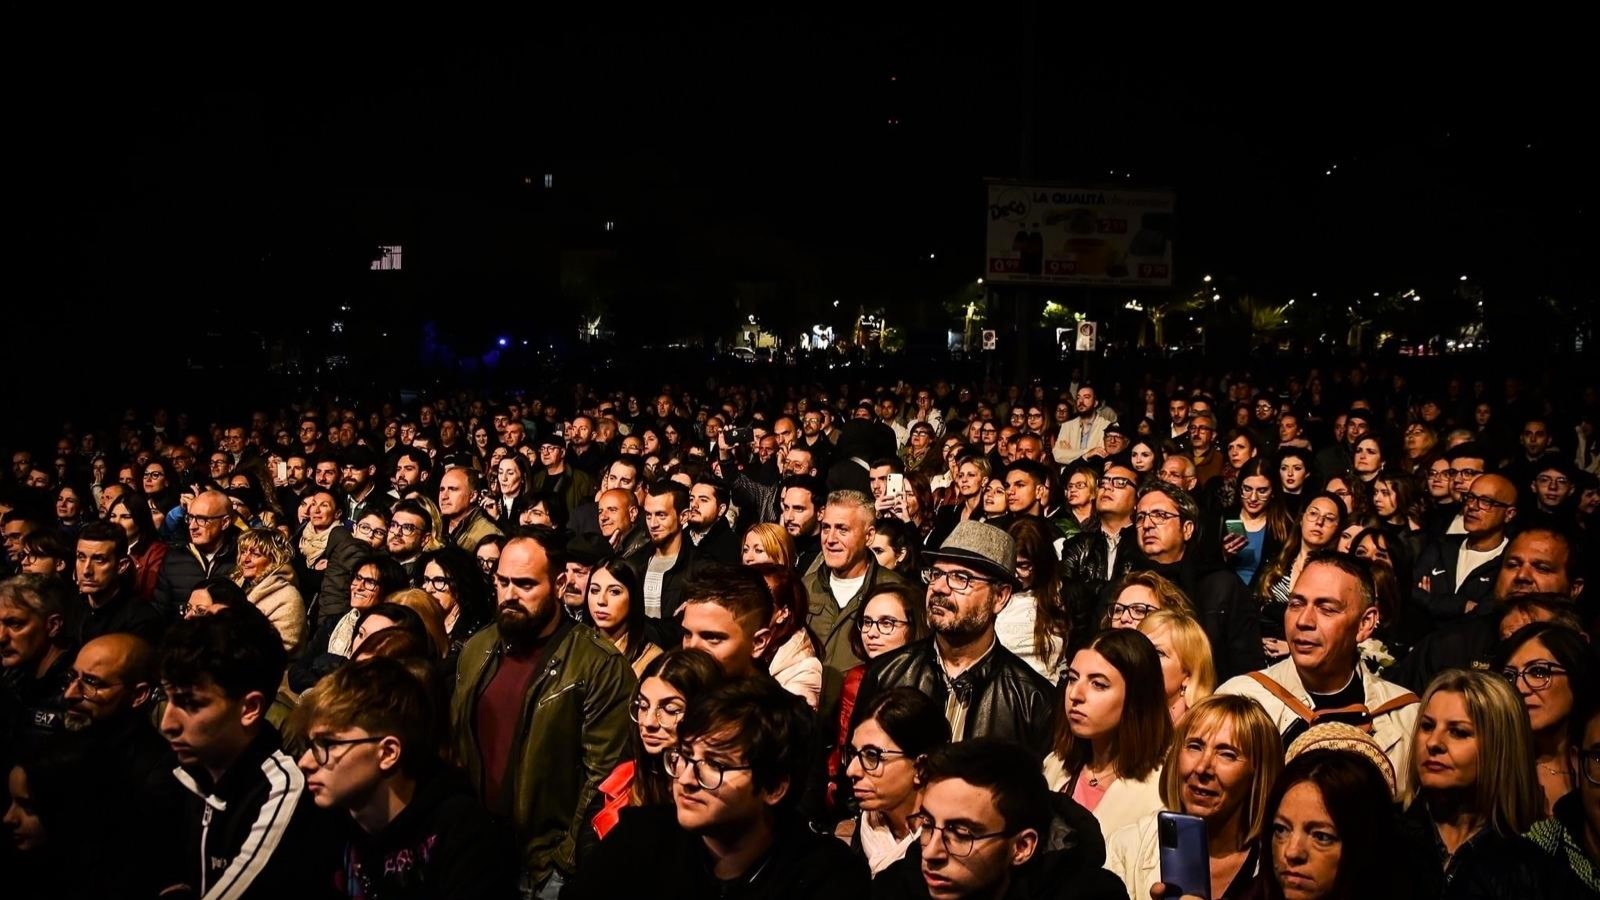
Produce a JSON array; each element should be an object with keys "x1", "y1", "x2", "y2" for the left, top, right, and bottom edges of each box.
[
  {"x1": 1105, "y1": 694, "x2": 1284, "y2": 900},
  {"x1": 232, "y1": 527, "x2": 306, "y2": 654},
  {"x1": 1043, "y1": 628, "x2": 1172, "y2": 842}
]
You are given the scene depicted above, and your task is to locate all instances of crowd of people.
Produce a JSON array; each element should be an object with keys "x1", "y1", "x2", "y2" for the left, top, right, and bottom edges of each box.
[{"x1": 1, "y1": 364, "x2": 1597, "y2": 899}]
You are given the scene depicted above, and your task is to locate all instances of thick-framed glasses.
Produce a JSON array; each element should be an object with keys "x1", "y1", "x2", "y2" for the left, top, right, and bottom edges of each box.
[
  {"x1": 1580, "y1": 749, "x2": 1600, "y2": 787},
  {"x1": 307, "y1": 735, "x2": 384, "y2": 766},
  {"x1": 859, "y1": 616, "x2": 910, "y2": 635},
  {"x1": 420, "y1": 575, "x2": 454, "y2": 592},
  {"x1": 1501, "y1": 662, "x2": 1568, "y2": 692},
  {"x1": 1449, "y1": 467, "x2": 1484, "y2": 481},
  {"x1": 921, "y1": 567, "x2": 996, "y2": 594},
  {"x1": 663, "y1": 748, "x2": 751, "y2": 790},
  {"x1": 355, "y1": 523, "x2": 388, "y2": 540},
  {"x1": 390, "y1": 522, "x2": 421, "y2": 537},
  {"x1": 907, "y1": 813, "x2": 1011, "y2": 858},
  {"x1": 1427, "y1": 469, "x2": 1452, "y2": 481},
  {"x1": 351, "y1": 574, "x2": 383, "y2": 590},
  {"x1": 840, "y1": 743, "x2": 908, "y2": 773},
  {"x1": 142, "y1": 471, "x2": 164, "y2": 480},
  {"x1": 630, "y1": 701, "x2": 685, "y2": 726},
  {"x1": 1101, "y1": 476, "x2": 1138, "y2": 490},
  {"x1": 1110, "y1": 602, "x2": 1158, "y2": 622},
  {"x1": 1462, "y1": 492, "x2": 1512, "y2": 511},
  {"x1": 185, "y1": 513, "x2": 229, "y2": 525},
  {"x1": 477, "y1": 556, "x2": 499, "y2": 573},
  {"x1": 66, "y1": 670, "x2": 124, "y2": 698},
  {"x1": 1134, "y1": 509, "x2": 1181, "y2": 526}
]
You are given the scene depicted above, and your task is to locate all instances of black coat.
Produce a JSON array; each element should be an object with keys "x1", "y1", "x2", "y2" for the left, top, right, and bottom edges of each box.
[
  {"x1": 853, "y1": 638, "x2": 1056, "y2": 759},
  {"x1": 1412, "y1": 534, "x2": 1502, "y2": 626},
  {"x1": 1398, "y1": 802, "x2": 1592, "y2": 900},
  {"x1": 688, "y1": 518, "x2": 741, "y2": 567},
  {"x1": 623, "y1": 538, "x2": 698, "y2": 622},
  {"x1": 568, "y1": 804, "x2": 870, "y2": 900},
  {"x1": 870, "y1": 793, "x2": 1124, "y2": 900},
  {"x1": 153, "y1": 535, "x2": 238, "y2": 619},
  {"x1": 1128, "y1": 552, "x2": 1265, "y2": 682},
  {"x1": 76, "y1": 589, "x2": 167, "y2": 647}
]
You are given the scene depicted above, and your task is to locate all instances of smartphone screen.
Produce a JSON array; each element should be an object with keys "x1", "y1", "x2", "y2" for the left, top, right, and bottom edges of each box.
[
  {"x1": 1224, "y1": 518, "x2": 1246, "y2": 537},
  {"x1": 885, "y1": 473, "x2": 905, "y2": 498}
]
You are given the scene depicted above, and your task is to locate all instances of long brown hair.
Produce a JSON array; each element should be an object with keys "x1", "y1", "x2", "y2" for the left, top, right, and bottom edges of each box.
[
  {"x1": 1050, "y1": 629, "x2": 1172, "y2": 782},
  {"x1": 1007, "y1": 517, "x2": 1071, "y2": 670}
]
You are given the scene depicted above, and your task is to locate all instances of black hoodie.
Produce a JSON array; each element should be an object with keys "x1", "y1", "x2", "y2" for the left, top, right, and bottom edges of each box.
[{"x1": 333, "y1": 765, "x2": 519, "y2": 900}]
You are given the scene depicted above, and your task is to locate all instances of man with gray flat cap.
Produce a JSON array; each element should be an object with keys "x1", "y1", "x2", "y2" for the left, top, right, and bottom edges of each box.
[{"x1": 849, "y1": 520, "x2": 1056, "y2": 758}]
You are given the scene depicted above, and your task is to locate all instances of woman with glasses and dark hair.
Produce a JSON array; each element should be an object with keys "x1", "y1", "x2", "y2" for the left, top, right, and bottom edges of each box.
[
  {"x1": 591, "y1": 647, "x2": 726, "y2": 839},
  {"x1": 828, "y1": 583, "x2": 929, "y2": 810},
  {"x1": 840, "y1": 687, "x2": 952, "y2": 873},
  {"x1": 1254, "y1": 493, "x2": 1346, "y2": 662},
  {"x1": 584, "y1": 557, "x2": 668, "y2": 678},
  {"x1": 1526, "y1": 695, "x2": 1600, "y2": 892},
  {"x1": 138, "y1": 457, "x2": 181, "y2": 517},
  {"x1": 1223, "y1": 458, "x2": 1293, "y2": 587},
  {"x1": 1496, "y1": 622, "x2": 1592, "y2": 816},
  {"x1": 290, "y1": 553, "x2": 410, "y2": 692},
  {"x1": 414, "y1": 545, "x2": 494, "y2": 666}
]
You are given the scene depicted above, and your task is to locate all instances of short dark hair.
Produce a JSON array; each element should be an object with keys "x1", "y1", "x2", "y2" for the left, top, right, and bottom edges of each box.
[
  {"x1": 681, "y1": 564, "x2": 773, "y2": 635},
  {"x1": 1002, "y1": 459, "x2": 1050, "y2": 487},
  {"x1": 1137, "y1": 480, "x2": 1201, "y2": 524},
  {"x1": 1448, "y1": 442, "x2": 1491, "y2": 466},
  {"x1": 76, "y1": 520, "x2": 129, "y2": 560},
  {"x1": 646, "y1": 480, "x2": 690, "y2": 515},
  {"x1": 778, "y1": 474, "x2": 825, "y2": 508},
  {"x1": 870, "y1": 457, "x2": 906, "y2": 474},
  {"x1": 610, "y1": 454, "x2": 645, "y2": 485},
  {"x1": 392, "y1": 446, "x2": 433, "y2": 478},
  {"x1": 690, "y1": 475, "x2": 730, "y2": 509},
  {"x1": 919, "y1": 738, "x2": 1051, "y2": 836},
  {"x1": 1302, "y1": 550, "x2": 1378, "y2": 610},
  {"x1": 1506, "y1": 526, "x2": 1582, "y2": 583},
  {"x1": 391, "y1": 499, "x2": 434, "y2": 535},
  {"x1": 160, "y1": 603, "x2": 288, "y2": 701},
  {"x1": 854, "y1": 687, "x2": 951, "y2": 760},
  {"x1": 677, "y1": 677, "x2": 814, "y2": 811}
]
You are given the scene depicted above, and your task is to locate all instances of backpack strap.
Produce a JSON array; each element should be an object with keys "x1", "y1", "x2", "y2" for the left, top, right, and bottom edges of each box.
[
  {"x1": 1246, "y1": 671, "x2": 1318, "y2": 723},
  {"x1": 1368, "y1": 691, "x2": 1421, "y2": 718}
]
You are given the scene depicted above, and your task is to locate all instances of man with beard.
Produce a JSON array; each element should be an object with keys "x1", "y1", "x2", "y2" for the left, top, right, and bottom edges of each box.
[
  {"x1": 851, "y1": 521, "x2": 1055, "y2": 758},
  {"x1": 683, "y1": 476, "x2": 739, "y2": 565},
  {"x1": 339, "y1": 445, "x2": 390, "y2": 523},
  {"x1": 559, "y1": 534, "x2": 610, "y2": 621},
  {"x1": 625, "y1": 482, "x2": 697, "y2": 621},
  {"x1": 451, "y1": 532, "x2": 634, "y2": 898}
]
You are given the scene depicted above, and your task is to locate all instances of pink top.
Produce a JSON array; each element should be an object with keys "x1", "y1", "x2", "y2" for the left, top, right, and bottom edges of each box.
[{"x1": 1070, "y1": 772, "x2": 1111, "y2": 812}]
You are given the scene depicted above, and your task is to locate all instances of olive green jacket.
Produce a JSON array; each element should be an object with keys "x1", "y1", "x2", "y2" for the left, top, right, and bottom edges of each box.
[{"x1": 451, "y1": 621, "x2": 636, "y2": 885}]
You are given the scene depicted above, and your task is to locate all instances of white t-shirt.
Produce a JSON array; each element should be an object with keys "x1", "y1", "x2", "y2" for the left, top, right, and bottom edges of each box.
[
  {"x1": 1455, "y1": 538, "x2": 1506, "y2": 591},
  {"x1": 644, "y1": 553, "x2": 678, "y2": 618},
  {"x1": 830, "y1": 572, "x2": 867, "y2": 608},
  {"x1": 995, "y1": 590, "x2": 1063, "y2": 680}
]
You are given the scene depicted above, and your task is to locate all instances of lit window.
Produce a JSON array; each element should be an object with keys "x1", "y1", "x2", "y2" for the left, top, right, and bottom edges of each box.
[
  {"x1": 544, "y1": 173, "x2": 554, "y2": 188},
  {"x1": 371, "y1": 245, "x2": 402, "y2": 271}
]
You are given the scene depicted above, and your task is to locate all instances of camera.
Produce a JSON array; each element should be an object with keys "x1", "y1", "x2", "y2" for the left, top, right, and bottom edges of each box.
[{"x1": 724, "y1": 426, "x2": 753, "y2": 446}]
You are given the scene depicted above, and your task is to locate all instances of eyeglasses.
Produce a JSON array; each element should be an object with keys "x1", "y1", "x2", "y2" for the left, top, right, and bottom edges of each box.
[
  {"x1": 307, "y1": 735, "x2": 384, "y2": 766},
  {"x1": 1304, "y1": 511, "x2": 1340, "y2": 526},
  {"x1": 1501, "y1": 661, "x2": 1568, "y2": 692},
  {"x1": 859, "y1": 616, "x2": 910, "y2": 635},
  {"x1": 1110, "y1": 602, "x2": 1157, "y2": 622},
  {"x1": 1581, "y1": 749, "x2": 1600, "y2": 787},
  {"x1": 142, "y1": 471, "x2": 164, "y2": 480},
  {"x1": 921, "y1": 567, "x2": 997, "y2": 594},
  {"x1": 663, "y1": 747, "x2": 752, "y2": 790},
  {"x1": 907, "y1": 813, "x2": 1012, "y2": 858},
  {"x1": 420, "y1": 575, "x2": 454, "y2": 592},
  {"x1": 630, "y1": 701, "x2": 685, "y2": 726},
  {"x1": 1134, "y1": 509, "x2": 1181, "y2": 526},
  {"x1": 477, "y1": 556, "x2": 499, "y2": 573},
  {"x1": 354, "y1": 523, "x2": 388, "y2": 540},
  {"x1": 390, "y1": 522, "x2": 421, "y2": 537},
  {"x1": 841, "y1": 743, "x2": 909, "y2": 773},
  {"x1": 1535, "y1": 475, "x2": 1571, "y2": 488},
  {"x1": 66, "y1": 670, "x2": 123, "y2": 697},
  {"x1": 1101, "y1": 476, "x2": 1137, "y2": 490},
  {"x1": 1449, "y1": 467, "x2": 1484, "y2": 480},
  {"x1": 1427, "y1": 469, "x2": 1452, "y2": 480},
  {"x1": 1240, "y1": 485, "x2": 1272, "y2": 497},
  {"x1": 1462, "y1": 492, "x2": 1512, "y2": 511},
  {"x1": 185, "y1": 513, "x2": 229, "y2": 525},
  {"x1": 351, "y1": 574, "x2": 383, "y2": 590}
]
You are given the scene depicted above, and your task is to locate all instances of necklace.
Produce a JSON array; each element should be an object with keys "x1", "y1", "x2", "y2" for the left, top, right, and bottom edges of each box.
[
  {"x1": 1084, "y1": 765, "x2": 1117, "y2": 788},
  {"x1": 1537, "y1": 762, "x2": 1570, "y2": 777}
]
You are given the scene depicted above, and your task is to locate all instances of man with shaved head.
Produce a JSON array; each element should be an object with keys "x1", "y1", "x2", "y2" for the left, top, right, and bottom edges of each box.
[
  {"x1": 597, "y1": 487, "x2": 648, "y2": 557},
  {"x1": 153, "y1": 489, "x2": 237, "y2": 619},
  {"x1": 1414, "y1": 473, "x2": 1518, "y2": 622}
]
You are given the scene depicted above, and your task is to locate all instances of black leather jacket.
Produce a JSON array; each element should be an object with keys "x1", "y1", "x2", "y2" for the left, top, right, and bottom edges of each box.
[
  {"x1": 1059, "y1": 522, "x2": 1140, "y2": 587},
  {"x1": 851, "y1": 637, "x2": 1056, "y2": 759}
]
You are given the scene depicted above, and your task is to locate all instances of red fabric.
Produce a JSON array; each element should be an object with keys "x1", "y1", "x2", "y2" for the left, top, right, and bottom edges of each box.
[
  {"x1": 591, "y1": 760, "x2": 637, "y2": 839},
  {"x1": 475, "y1": 648, "x2": 543, "y2": 813},
  {"x1": 130, "y1": 541, "x2": 168, "y2": 603},
  {"x1": 826, "y1": 665, "x2": 867, "y2": 810}
]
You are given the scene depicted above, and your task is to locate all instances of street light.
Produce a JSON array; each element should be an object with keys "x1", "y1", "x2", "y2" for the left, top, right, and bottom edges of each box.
[{"x1": 1202, "y1": 274, "x2": 1213, "y2": 283}]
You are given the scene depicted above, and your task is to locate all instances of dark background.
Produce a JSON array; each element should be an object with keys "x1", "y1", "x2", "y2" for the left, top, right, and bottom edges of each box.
[{"x1": 7, "y1": 15, "x2": 1592, "y2": 422}]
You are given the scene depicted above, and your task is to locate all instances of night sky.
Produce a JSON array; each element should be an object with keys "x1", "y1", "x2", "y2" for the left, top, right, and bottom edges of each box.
[{"x1": 12, "y1": 18, "x2": 1591, "y2": 365}]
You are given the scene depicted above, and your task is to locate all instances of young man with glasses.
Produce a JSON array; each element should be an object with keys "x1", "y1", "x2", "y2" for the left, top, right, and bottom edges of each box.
[
  {"x1": 570, "y1": 677, "x2": 869, "y2": 899},
  {"x1": 873, "y1": 738, "x2": 1123, "y2": 900},
  {"x1": 1414, "y1": 473, "x2": 1519, "y2": 622},
  {"x1": 158, "y1": 604, "x2": 340, "y2": 900},
  {"x1": 297, "y1": 658, "x2": 516, "y2": 898},
  {"x1": 153, "y1": 489, "x2": 238, "y2": 620},
  {"x1": 852, "y1": 520, "x2": 1055, "y2": 758}
]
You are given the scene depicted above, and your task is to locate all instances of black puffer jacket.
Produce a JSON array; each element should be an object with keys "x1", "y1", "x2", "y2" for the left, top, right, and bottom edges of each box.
[
  {"x1": 851, "y1": 638, "x2": 1055, "y2": 759},
  {"x1": 1399, "y1": 802, "x2": 1593, "y2": 900}
]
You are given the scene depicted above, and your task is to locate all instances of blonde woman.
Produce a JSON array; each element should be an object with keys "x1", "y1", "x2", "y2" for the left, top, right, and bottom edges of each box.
[
  {"x1": 232, "y1": 527, "x2": 306, "y2": 653},
  {"x1": 385, "y1": 588, "x2": 451, "y2": 660},
  {"x1": 1402, "y1": 669, "x2": 1576, "y2": 894},
  {"x1": 1106, "y1": 694, "x2": 1284, "y2": 900},
  {"x1": 1138, "y1": 609, "x2": 1216, "y2": 723},
  {"x1": 740, "y1": 522, "x2": 795, "y2": 568}
]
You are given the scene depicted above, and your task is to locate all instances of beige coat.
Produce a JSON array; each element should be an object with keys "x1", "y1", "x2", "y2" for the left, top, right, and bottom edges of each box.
[
  {"x1": 1043, "y1": 754, "x2": 1165, "y2": 843},
  {"x1": 243, "y1": 568, "x2": 306, "y2": 654},
  {"x1": 768, "y1": 630, "x2": 823, "y2": 710}
]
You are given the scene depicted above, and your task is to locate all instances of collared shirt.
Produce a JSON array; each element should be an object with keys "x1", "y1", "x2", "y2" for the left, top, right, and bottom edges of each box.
[{"x1": 935, "y1": 635, "x2": 998, "y2": 740}]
